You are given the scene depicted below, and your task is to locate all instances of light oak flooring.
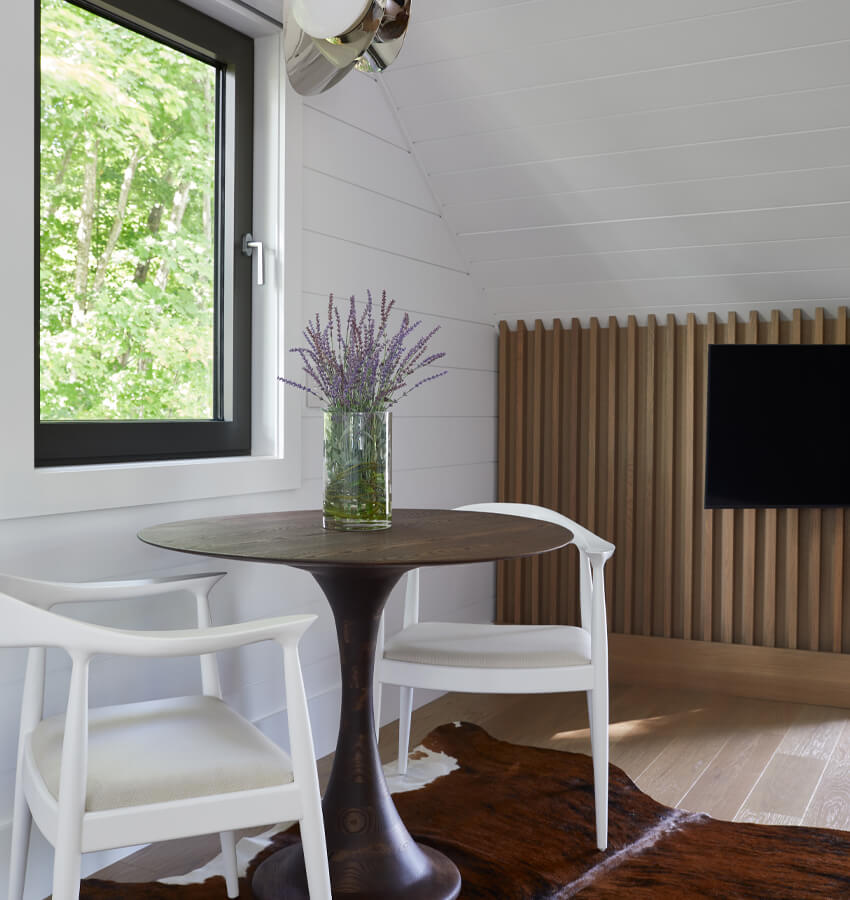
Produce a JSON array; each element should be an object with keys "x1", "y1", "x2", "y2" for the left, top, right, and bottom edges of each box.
[{"x1": 93, "y1": 685, "x2": 850, "y2": 884}]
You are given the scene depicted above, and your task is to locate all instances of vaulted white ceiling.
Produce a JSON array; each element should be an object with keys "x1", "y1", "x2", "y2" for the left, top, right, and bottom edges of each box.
[{"x1": 380, "y1": 0, "x2": 850, "y2": 325}]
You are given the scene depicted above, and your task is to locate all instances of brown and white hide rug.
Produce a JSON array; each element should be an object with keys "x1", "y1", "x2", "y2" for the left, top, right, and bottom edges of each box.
[{"x1": 78, "y1": 722, "x2": 850, "y2": 898}]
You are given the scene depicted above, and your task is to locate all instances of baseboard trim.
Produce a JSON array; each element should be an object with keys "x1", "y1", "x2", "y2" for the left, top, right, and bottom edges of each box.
[{"x1": 609, "y1": 634, "x2": 850, "y2": 709}]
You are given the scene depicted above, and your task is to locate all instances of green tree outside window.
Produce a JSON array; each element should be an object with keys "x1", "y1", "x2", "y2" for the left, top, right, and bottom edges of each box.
[{"x1": 39, "y1": 0, "x2": 217, "y2": 421}]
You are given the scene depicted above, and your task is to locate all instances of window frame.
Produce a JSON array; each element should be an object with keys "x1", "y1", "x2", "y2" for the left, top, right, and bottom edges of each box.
[
  {"x1": 34, "y1": 0, "x2": 254, "y2": 466},
  {"x1": 0, "y1": 0, "x2": 303, "y2": 520}
]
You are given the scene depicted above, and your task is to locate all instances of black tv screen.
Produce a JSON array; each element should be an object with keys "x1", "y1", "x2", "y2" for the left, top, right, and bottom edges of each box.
[{"x1": 704, "y1": 344, "x2": 850, "y2": 509}]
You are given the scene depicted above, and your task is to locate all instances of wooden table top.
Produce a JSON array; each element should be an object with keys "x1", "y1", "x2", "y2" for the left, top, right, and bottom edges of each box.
[{"x1": 139, "y1": 508, "x2": 571, "y2": 569}]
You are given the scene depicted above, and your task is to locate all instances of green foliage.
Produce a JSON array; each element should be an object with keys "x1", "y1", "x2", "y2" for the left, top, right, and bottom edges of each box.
[
  {"x1": 322, "y1": 412, "x2": 391, "y2": 530},
  {"x1": 39, "y1": 0, "x2": 217, "y2": 420}
]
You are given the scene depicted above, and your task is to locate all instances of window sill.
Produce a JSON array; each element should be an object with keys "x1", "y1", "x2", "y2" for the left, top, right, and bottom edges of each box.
[{"x1": 0, "y1": 451, "x2": 301, "y2": 521}]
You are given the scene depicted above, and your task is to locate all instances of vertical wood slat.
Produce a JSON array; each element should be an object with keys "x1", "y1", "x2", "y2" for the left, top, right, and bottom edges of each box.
[
  {"x1": 606, "y1": 317, "x2": 618, "y2": 631},
  {"x1": 511, "y1": 321, "x2": 527, "y2": 624},
  {"x1": 784, "y1": 310, "x2": 802, "y2": 649},
  {"x1": 529, "y1": 320, "x2": 545, "y2": 624},
  {"x1": 624, "y1": 317, "x2": 638, "y2": 635},
  {"x1": 761, "y1": 310, "x2": 780, "y2": 647},
  {"x1": 641, "y1": 316, "x2": 657, "y2": 636},
  {"x1": 550, "y1": 320, "x2": 564, "y2": 626},
  {"x1": 720, "y1": 312, "x2": 737, "y2": 644},
  {"x1": 701, "y1": 313, "x2": 717, "y2": 642},
  {"x1": 682, "y1": 314, "x2": 696, "y2": 640},
  {"x1": 565, "y1": 319, "x2": 582, "y2": 626},
  {"x1": 540, "y1": 322, "x2": 557, "y2": 625},
  {"x1": 833, "y1": 309, "x2": 847, "y2": 652},
  {"x1": 497, "y1": 305, "x2": 849, "y2": 654},
  {"x1": 587, "y1": 319, "x2": 600, "y2": 535},
  {"x1": 496, "y1": 322, "x2": 509, "y2": 623},
  {"x1": 804, "y1": 310, "x2": 825, "y2": 650},
  {"x1": 658, "y1": 315, "x2": 675, "y2": 637},
  {"x1": 740, "y1": 310, "x2": 759, "y2": 645}
]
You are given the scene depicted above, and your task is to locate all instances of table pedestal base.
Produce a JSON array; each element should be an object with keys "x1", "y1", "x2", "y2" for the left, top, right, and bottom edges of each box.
[
  {"x1": 253, "y1": 566, "x2": 461, "y2": 900},
  {"x1": 253, "y1": 838, "x2": 461, "y2": 900}
]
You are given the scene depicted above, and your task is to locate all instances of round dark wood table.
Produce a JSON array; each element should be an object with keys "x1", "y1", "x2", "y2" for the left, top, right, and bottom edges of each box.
[{"x1": 139, "y1": 508, "x2": 570, "y2": 900}]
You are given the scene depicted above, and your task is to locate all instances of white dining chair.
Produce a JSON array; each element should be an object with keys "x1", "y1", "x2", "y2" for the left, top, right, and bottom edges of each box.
[
  {"x1": 4, "y1": 571, "x2": 331, "y2": 900},
  {"x1": 374, "y1": 502, "x2": 615, "y2": 851}
]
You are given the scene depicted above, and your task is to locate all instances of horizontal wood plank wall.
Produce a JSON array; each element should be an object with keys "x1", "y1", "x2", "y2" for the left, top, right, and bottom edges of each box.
[{"x1": 497, "y1": 306, "x2": 850, "y2": 653}]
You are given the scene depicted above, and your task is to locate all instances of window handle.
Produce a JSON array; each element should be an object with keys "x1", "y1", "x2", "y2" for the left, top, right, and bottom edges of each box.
[{"x1": 241, "y1": 233, "x2": 264, "y2": 285}]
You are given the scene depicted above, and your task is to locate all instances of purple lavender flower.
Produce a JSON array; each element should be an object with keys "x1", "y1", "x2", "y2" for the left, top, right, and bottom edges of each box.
[{"x1": 279, "y1": 291, "x2": 447, "y2": 411}]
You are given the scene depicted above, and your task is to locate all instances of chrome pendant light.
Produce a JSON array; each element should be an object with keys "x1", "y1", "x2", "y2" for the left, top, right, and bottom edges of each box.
[{"x1": 285, "y1": 0, "x2": 411, "y2": 95}]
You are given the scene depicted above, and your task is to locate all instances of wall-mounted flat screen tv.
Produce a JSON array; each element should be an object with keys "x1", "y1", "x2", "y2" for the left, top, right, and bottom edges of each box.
[{"x1": 704, "y1": 344, "x2": 850, "y2": 509}]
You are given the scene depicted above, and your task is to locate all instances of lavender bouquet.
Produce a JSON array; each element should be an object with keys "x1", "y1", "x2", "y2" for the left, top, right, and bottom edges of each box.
[{"x1": 281, "y1": 291, "x2": 446, "y2": 530}]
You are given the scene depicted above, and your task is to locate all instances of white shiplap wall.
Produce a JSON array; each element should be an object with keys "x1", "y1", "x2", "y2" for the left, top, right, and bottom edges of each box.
[
  {"x1": 383, "y1": 0, "x2": 850, "y2": 325},
  {"x1": 0, "y1": 65, "x2": 495, "y2": 897}
]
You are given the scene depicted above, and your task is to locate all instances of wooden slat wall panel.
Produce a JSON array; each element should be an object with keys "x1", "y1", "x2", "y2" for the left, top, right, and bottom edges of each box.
[
  {"x1": 784, "y1": 310, "x2": 803, "y2": 649},
  {"x1": 740, "y1": 311, "x2": 759, "y2": 646},
  {"x1": 700, "y1": 315, "x2": 716, "y2": 642},
  {"x1": 830, "y1": 309, "x2": 847, "y2": 652},
  {"x1": 622, "y1": 318, "x2": 638, "y2": 634},
  {"x1": 605, "y1": 317, "x2": 618, "y2": 632},
  {"x1": 758, "y1": 310, "x2": 780, "y2": 647},
  {"x1": 497, "y1": 305, "x2": 850, "y2": 653},
  {"x1": 497, "y1": 321, "x2": 510, "y2": 623},
  {"x1": 719, "y1": 312, "x2": 737, "y2": 644}
]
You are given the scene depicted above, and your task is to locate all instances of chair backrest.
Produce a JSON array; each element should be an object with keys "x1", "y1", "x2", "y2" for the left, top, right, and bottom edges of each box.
[
  {"x1": 454, "y1": 503, "x2": 614, "y2": 557},
  {"x1": 2, "y1": 573, "x2": 229, "y2": 714},
  {"x1": 396, "y1": 503, "x2": 613, "y2": 634},
  {"x1": 0, "y1": 572, "x2": 222, "y2": 611}
]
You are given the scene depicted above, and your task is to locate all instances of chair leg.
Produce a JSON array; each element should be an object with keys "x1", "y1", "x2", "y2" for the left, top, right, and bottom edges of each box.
[
  {"x1": 51, "y1": 843, "x2": 83, "y2": 900},
  {"x1": 300, "y1": 794, "x2": 332, "y2": 900},
  {"x1": 397, "y1": 686, "x2": 414, "y2": 775},
  {"x1": 588, "y1": 687, "x2": 609, "y2": 851},
  {"x1": 8, "y1": 780, "x2": 32, "y2": 900},
  {"x1": 373, "y1": 678, "x2": 383, "y2": 740},
  {"x1": 220, "y1": 830, "x2": 239, "y2": 898}
]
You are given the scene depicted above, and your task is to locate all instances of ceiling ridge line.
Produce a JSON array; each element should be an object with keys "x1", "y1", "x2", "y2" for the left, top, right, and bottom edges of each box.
[{"x1": 374, "y1": 73, "x2": 490, "y2": 322}]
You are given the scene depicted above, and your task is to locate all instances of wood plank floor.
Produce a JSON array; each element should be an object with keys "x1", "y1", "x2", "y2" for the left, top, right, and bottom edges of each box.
[{"x1": 93, "y1": 685, "x2": 850, "y2": 883}]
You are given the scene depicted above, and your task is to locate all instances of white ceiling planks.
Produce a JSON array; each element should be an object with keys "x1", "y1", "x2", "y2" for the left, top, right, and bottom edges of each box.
[
  {"x1": 398, "y1": 43, "x2": 850, "y2": 143},
  {"x1": 413, "y1": 85, "x2": 850, "y2": 175},
  {"x1": 444, "y1": 167, "x2": 850, "y2": 234},
  {"x1": 471, "y1": 236, "x2": 850, "y2": 286},
  {"x1": 380, "y1": 0, "x2": 850, "y2": 324},
  {"x1": 395, "y1": 0, "x2": 796, "y2": 71},
  {"x1": 391, "y1": 0, "x2": 850, "y2": 107}
]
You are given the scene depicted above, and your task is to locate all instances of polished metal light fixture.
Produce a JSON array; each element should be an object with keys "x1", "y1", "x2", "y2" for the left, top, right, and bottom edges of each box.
[{"x1": 285, "y1": 0, "x2": 410, "y2": 95}]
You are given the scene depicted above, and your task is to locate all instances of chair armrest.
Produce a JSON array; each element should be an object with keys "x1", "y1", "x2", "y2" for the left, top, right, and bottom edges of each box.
[
  {"x1": 84, "y1": 613, "x2": 318, "y2": 658},
  {"x1": 557, "y1": 517, "x2": 615, "y2": 560},
  {"x1": 455, "y1": 502, "x2": 614, "y2": 560},
  {"x1": 18, "y1": 608, "x2": 317, "y2": 659},
  {"x1": 0, "y1": 572, "x2": 227, "y2": 610}
]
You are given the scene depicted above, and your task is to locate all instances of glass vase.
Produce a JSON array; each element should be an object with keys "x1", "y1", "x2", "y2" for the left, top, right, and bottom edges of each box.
[{"x1": 322, "y1": 411, "x2": 392, "y2": 531}]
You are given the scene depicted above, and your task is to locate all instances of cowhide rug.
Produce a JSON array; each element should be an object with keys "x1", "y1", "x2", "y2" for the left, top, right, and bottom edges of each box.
[{"x1": 77, "y1": 722, "x2": 850, "y2": 898}]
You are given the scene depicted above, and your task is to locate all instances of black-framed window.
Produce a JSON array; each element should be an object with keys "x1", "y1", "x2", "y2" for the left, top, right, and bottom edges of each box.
[{"x1": 35, "y1": 0, "x2": 253, "y2": 466}]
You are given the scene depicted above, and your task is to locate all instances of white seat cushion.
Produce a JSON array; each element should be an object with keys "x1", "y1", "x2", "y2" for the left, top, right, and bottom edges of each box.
[
  {"x1": 31, "y1": 695, "x2": 293, "y2": 812},
  {"x1": 382, "y1": 622, "x2": 591, "y2": 669}
]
